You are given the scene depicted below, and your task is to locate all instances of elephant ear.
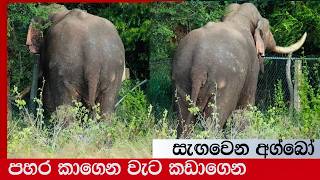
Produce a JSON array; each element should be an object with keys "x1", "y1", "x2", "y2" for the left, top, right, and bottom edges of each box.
[
  {"x1": 254, "y1": 19, "x2": 266, "y2": 57},
  {"x1": 254, "y1": 18, "x2": 267, "y2": 73},
  {"x1": 26, "y1": 18, "x2": 45, "y2": 54}
]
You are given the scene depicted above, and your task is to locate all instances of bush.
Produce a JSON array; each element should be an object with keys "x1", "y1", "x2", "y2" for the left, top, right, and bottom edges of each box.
[
  {"x1": 116, "y1": 80, "x2": 153, "y2": 137},
  {"x1": 8, "y1": 79, "x2": 177, "y2": 158},
  {"x1": 298, "y1": 60, "x2": 320, "y2": 137}
]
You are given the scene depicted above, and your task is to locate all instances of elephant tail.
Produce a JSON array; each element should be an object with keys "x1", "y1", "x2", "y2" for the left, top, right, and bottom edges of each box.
[{"x1": 190, "y1": 68, "x2": 207, "y2": 107}]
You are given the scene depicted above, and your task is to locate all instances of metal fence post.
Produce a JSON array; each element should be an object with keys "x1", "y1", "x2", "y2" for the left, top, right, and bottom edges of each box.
[
  {"x1": 286, "y1": 53, "x2": 294, "y2": 116},
  {"x1": 294, "y1": 59, "x2": 302, "y2": 112}
]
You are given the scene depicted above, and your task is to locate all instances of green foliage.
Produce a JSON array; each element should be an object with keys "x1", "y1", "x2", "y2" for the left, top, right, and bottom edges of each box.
[
  {"x1": 269, "y1": 1, "x2": 320, "y2": 54},
  {"x1": 228, "y1": 106, "x2": 304, "y2": 139},
  {"x1": 12, "y1": 86, "x2": 26, "y2": 110},
  {"x1": 186, "y1": 95, "x2": 200, "y2": 116},
  {"x1": 117, "y1": 80, "x2": 153, "y2": 137},
  {"x1": 273, "y1": 80, "x2": 286, "y2": 114},
  {"x1": 8, "y1": 80, "x2": 176, "y2": 158},
  {"x1": 97, "y1": 4, "x2": 152, "y2": 51},
  {"x1": 94, "y1": 4, "x2": 152, "y2": 79},
  {"x1": 298, "y1": 60, "x2": 320, "y2": 137},
  {"x1": 147, "y1": 64, "x2": 172, "y2": 112},
  {"x1": 8, "y1": 4, "x2": 38, "y2": 90}
]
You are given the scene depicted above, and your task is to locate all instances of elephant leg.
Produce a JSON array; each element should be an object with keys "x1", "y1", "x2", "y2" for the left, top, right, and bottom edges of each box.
[
  {"x1": 49, "y1": 79, "x2": 80, "y2": 113},
  {"x1": 43, "y1": 81, "x2": 55, "y2": 114},
  {"x1": 237, "y1": 86, "x2": 257, "y2": 109},
  {"x1": 98, "y1": 79, "x2": 121, "y2": 119},
  {"x1": 99, "y1": 90, "x2": 115, "y2": 116},
  {"x1": 204, "y1": 82, "x2": 240, "y2": 130},
  {"x1": 176, "y1": 83, "x2": 212, "y2": 138},
  {"x1": 87, "y1": 76, "x2": 99, "y2": 109},
  {"x1": 175, "y1": 85, "x2": 195, "y2": 138},
  {"x1": 62, "y1": 80, "x2": 81, "y2": 104},
  {"x1": 176, "y1": 97, "x2": 192, "y2": 138},
  {"x1": 197, "y1": 84, "x2": 212, "y2": 112},
  {"x1": 47, "y1": 65, "x2": 81, "y2": 109},
  {"x1": 85, "y1": 67, "x2": 99, "y2": 109},
  {"x1": 237, "y1": 65, "x2": 259, "y2": 109}
]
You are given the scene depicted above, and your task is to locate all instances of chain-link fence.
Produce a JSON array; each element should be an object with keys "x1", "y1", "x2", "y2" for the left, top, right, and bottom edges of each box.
[
  {"x1": 256, "y1": 56, "x2": 320, "y2": 111},
  {"x1": 148, "y1": 56, "x2": 320, "y2": 112}
]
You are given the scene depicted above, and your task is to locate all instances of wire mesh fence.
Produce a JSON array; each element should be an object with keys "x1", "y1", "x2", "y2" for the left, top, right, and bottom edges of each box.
[
  {"x1": 256, "y1": 58, "x2": 289, "y2": 111},
  {"x1": 149, "y1": 56, "x2": 320, "y2": 111},
  {"x1": 256, "y1": 56, "x2": 320, "y2": 111}
]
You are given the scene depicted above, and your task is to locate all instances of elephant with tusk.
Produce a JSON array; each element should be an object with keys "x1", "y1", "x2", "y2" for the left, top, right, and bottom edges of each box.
[
  {"x1": 26, "y1": 7, "x2": 126, "y2": 116},
  {"x1": 172, "y1": 3, "x2": 307, "y2": 138}
]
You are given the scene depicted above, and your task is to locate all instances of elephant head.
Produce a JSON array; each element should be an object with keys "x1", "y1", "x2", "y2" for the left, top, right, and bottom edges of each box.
[
  {"x1": 26, "y1": 5, "x2": 68, "y2": 54},
  {"x1": 253, "y1": 17, "x2": 307, "y2": 57},
  {"x1": 26, "y1": 17, "x2": 45, "y2": 54},
  {"x1": 223, "y1": 3, "x2": 307, "y2": 57}
]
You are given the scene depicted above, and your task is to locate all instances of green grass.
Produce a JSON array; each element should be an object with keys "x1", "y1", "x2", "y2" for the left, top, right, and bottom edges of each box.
[{"x1": 7, "y1": 79, "x2": 320, "y2": 158}]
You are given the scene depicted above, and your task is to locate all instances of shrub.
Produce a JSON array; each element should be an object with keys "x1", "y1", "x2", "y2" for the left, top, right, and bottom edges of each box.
[
  {"x1": 8, "y1": 80, "x2": 176, "y2": 158},
  {"x1": 298, "y1": 60, "x2": 320, "y2": 137}
]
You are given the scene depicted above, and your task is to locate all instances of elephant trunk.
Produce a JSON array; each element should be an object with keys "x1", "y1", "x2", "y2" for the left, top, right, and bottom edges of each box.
[{"x1": 272, "y1": 32, "x2": 307, "y2": 54}]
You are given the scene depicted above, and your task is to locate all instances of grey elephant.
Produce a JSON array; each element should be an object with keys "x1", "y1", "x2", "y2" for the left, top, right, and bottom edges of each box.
[
  {"x1": 26, "y1": 7, "x2": 125, "y2": 116},
  {"x1": 172, "y1": 3, "x2": 307, "y2": 138}
]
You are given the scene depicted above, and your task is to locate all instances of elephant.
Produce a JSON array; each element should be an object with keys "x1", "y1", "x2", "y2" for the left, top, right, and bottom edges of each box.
[
  {"x1": 26, "y1": 7, "x2": 126, "y2": 116},
  {"x1": 172, "y1": 3, "x2": 307, "y2": 138}
]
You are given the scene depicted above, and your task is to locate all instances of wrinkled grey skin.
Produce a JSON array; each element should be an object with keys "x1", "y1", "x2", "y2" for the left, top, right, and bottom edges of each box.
[
  {"x1": 26, "y1": 9, "x2": 125, "y2": 115},
  {"x1": 173, "y1": 3, "x2": 284, "y2": 138}
]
